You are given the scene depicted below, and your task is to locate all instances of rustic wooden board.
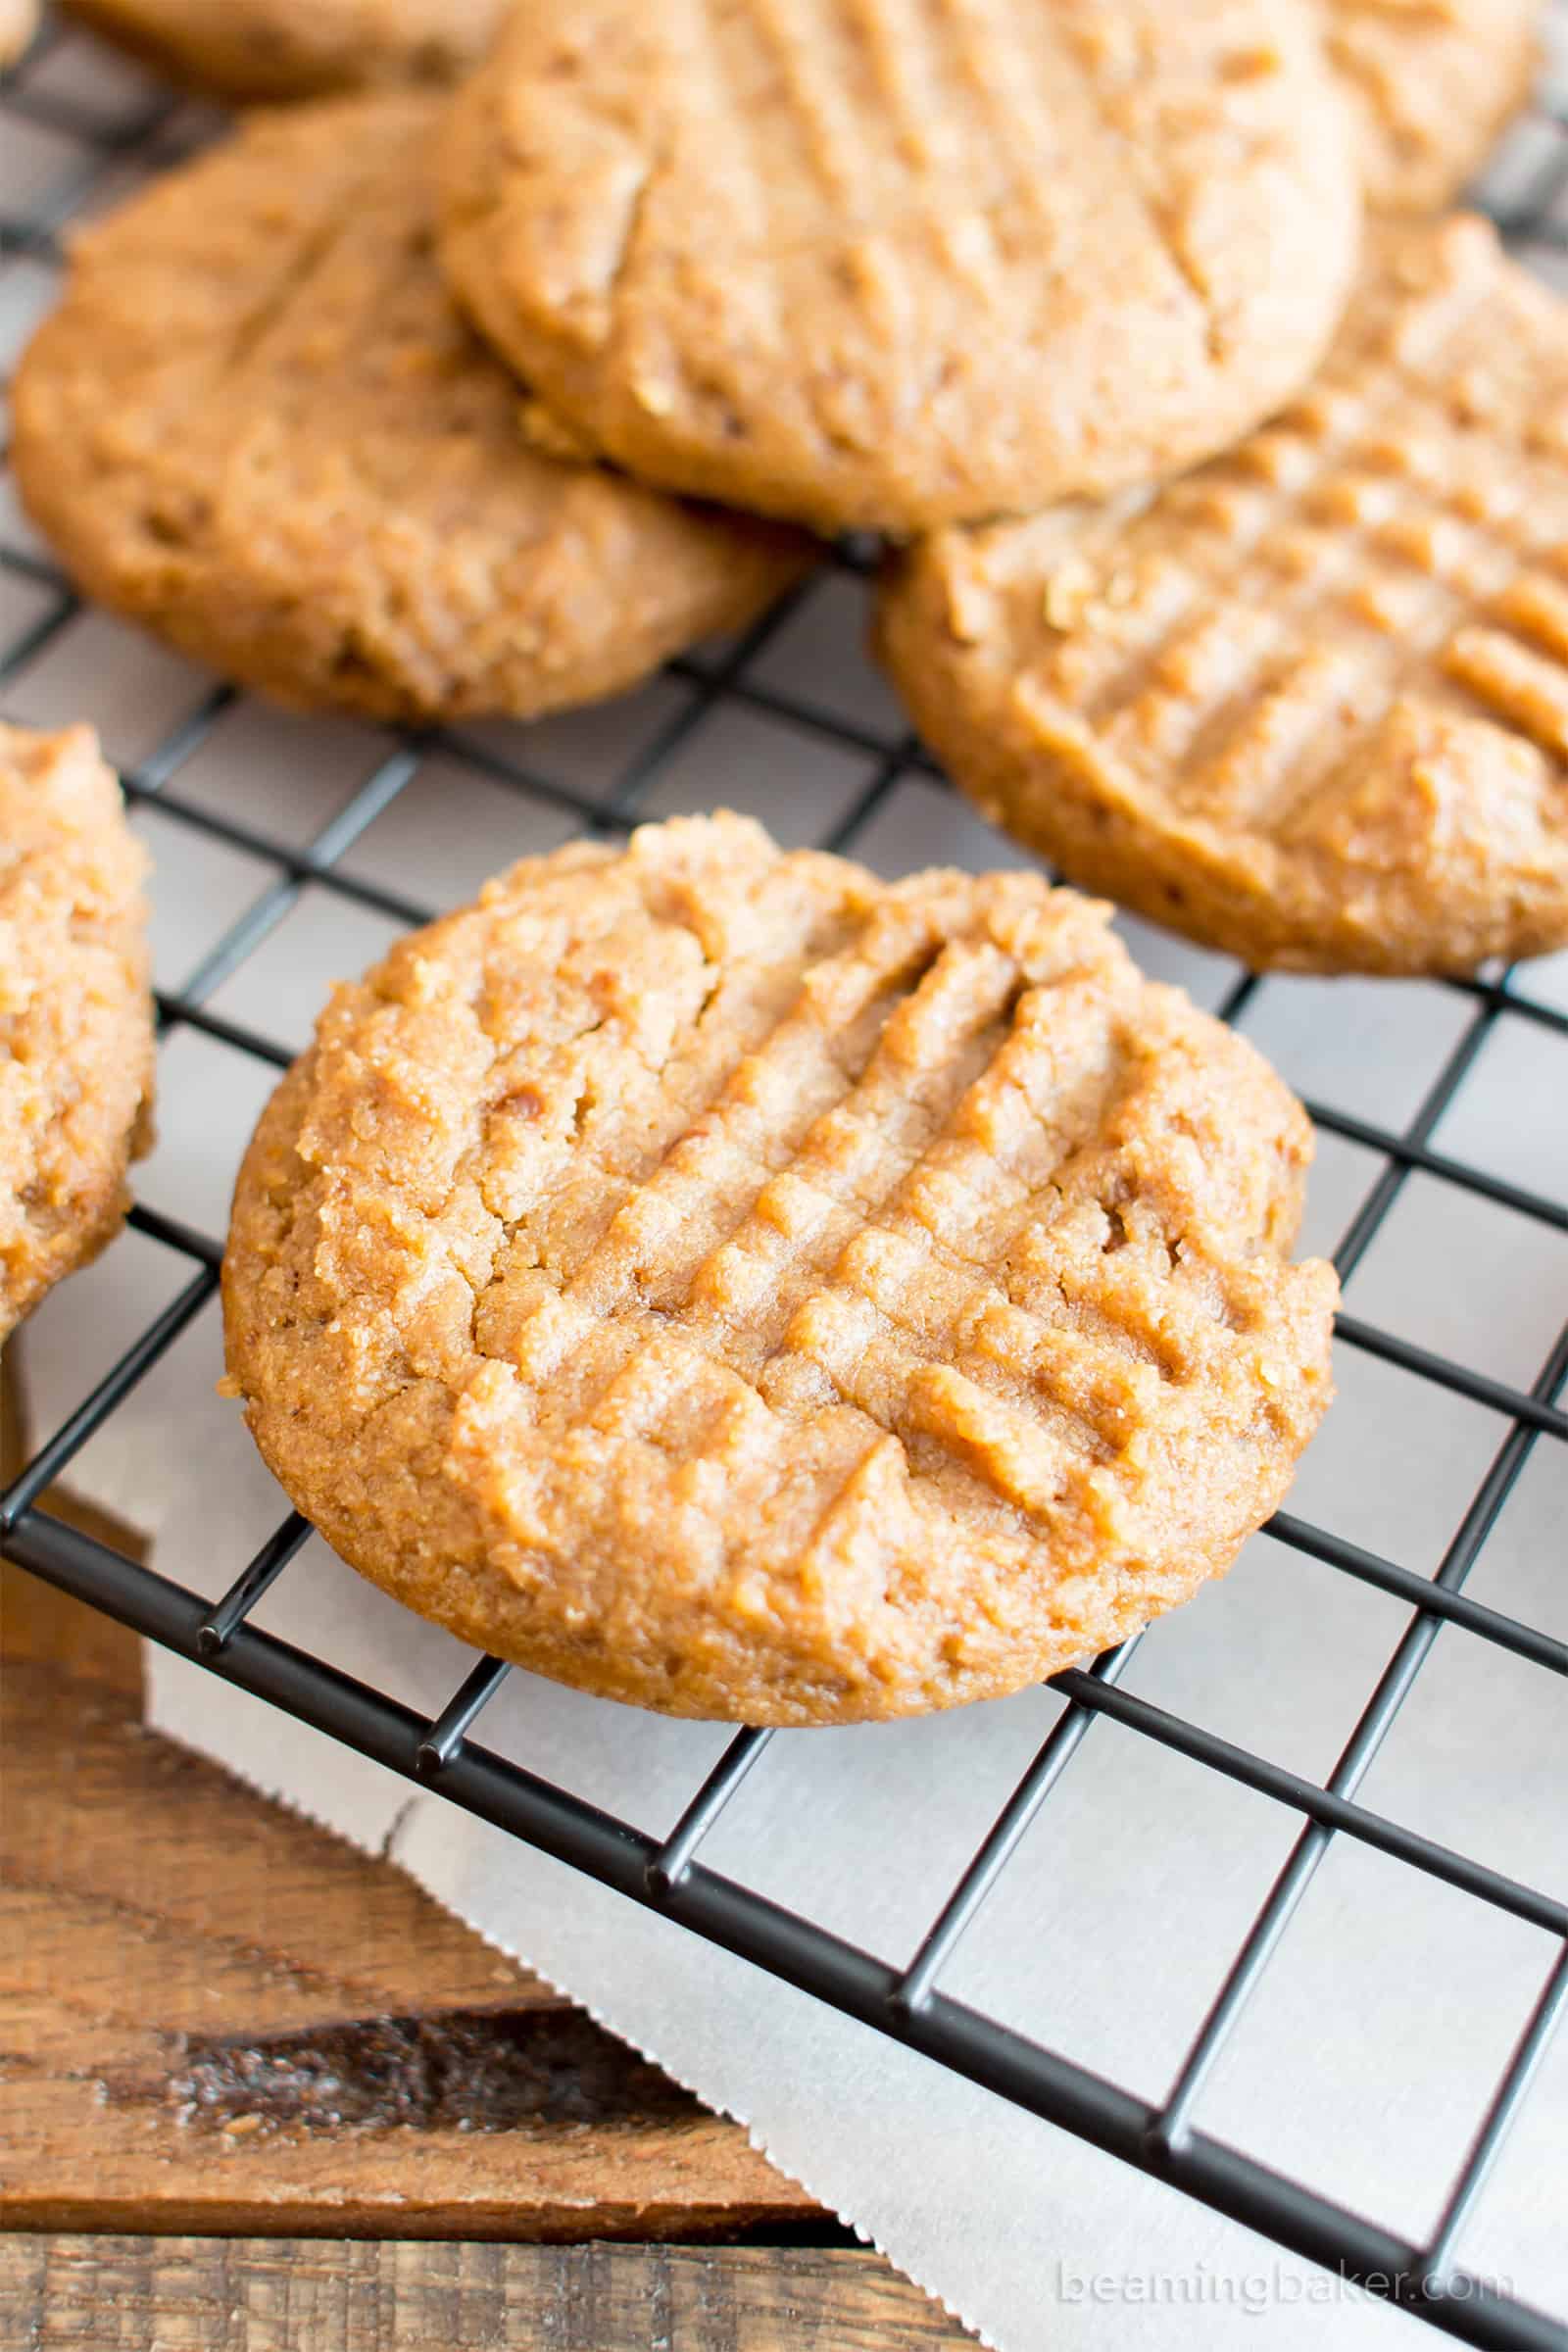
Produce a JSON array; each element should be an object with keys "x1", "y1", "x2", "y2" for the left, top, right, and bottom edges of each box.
[
  {"x1": 0, "y1": 1560, "x2": 814, "y2": 2241},
  {"x1": 0, "y1": 2235, "x2": 975, "y2": 2347}
]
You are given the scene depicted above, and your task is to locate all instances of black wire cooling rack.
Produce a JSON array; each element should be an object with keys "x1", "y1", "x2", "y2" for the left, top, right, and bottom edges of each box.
[{"x1": 2, "y1": 15, "x2": 1566, "y2": 2349}]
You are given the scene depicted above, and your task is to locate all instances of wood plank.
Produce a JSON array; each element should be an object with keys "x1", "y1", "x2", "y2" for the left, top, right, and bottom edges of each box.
[
  {"x1": 0, "y1": 2235, "x2": 977, "y2": 2348},
  {"x1": 1, "y1": 1352, "x2": 145, "y2": 1694},
  {"x1": 0, "y1": 1634, "x2": 816, "y2": 2239}
]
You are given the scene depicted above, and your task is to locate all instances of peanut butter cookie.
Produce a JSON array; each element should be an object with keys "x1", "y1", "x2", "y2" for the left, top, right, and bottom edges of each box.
[
  {"x1": 1, "y1": 724, "x2": 154, "y2": 1346},
  {"x1": 437, "y1": 0, "x2": 1362, "y2": 537},
  {"x1": 878, "y1": 217, "x2": 1568, "y2": 976},
  {"x1": 59, "y1": 0, "x2": 498, "y2": 100},
  {"x1": 12, "y1": 96, "x2": 810, "y2": 727},
  {"x1": 1322, "y1": 0, "x2": 1542, "y2": 214},
  {"x1": 222, "y1": 813, "x2": 1337, "y2": 1726},
  {"x1": 1, "y1": 0, "x2": 36, "y2": 67}
]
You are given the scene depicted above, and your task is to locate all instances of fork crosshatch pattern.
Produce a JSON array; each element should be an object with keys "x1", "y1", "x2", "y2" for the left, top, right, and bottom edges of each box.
[{"x1": 1, "y1": 12, "x2": 1565, "y2": 2348}]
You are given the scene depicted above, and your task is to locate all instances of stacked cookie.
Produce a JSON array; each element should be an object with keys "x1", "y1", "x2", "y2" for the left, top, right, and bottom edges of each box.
[
  {"x1": 14, "y1": 0, "x2": 1565, "y2": 980},
  {"x1": 5, "y1": 0, "x2": 1556, "y2": 1717},
  {"x1": 53, "y1": 0, "x2": 502, "y2": 97},
  {"x1": 879, "y1": 222, "x2": 1568, "y2": 975},
  {"x1": 10, "y1": 97, "x2": 812, "y2": 727}
]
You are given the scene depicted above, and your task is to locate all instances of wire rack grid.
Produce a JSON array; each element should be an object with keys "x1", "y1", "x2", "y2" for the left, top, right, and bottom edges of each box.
[{"x1": 1, "y1": 15, "x2": 1565, "y2": 2349}]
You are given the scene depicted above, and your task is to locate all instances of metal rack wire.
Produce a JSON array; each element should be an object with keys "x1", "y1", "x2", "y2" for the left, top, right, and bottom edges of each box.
[{"x1": 2, "y1": 15, "x2": 1565, "y2": 2348}]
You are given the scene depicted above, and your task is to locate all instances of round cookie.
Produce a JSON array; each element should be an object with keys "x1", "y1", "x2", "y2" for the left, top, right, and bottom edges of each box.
[
  {"x1": 59, "y1": 0, "x2": 499, "y2": 100},
  {"x1": 437, "y1": 0, "x2": 1362, "y2": 537},
  {"x1": 1, "y1": 723, "x2": 154, "y2": 1346},
  {"x1": 222, "y1": 812, "x2": 1337, "y2": 1727},
  {"x1": 1321, "y1": 0, "x2": 1542, "y2": 214},
  {"x1": 877, "y1": 217, "x2": 1568, "y2": 977},
  {"x1": 1, "y1": 0, "x2": 37, "y2": 68},
  {"x1": 11, "y1": 96, "x2": 811, "y2": 728}
]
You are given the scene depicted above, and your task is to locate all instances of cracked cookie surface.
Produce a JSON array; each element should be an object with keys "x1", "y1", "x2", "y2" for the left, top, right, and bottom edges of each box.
[
  {"x1": 59, "y1": 0, "x2": 499, "y2": 100},
  {"x1": 878, "y1": 217, "x2": 1568, "y2": 975},
  {"x1": 222, "y1": 813, "x2": 1337, "y2": 1725},
  {"x1": 0, "y1": 723, "x2": 154, "y2": 1345},
  {"x1": 1320, "y1": 0, "x2": 1542, "y2": 214},
  {"x1": 11, "y1": 96, "x2": 811, "y2": 726},
  {"x1": 438, "y1": 0, "x2": 1361, "y2": 536}
]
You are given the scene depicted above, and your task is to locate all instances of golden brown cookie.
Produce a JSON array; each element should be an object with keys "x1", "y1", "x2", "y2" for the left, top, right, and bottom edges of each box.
[
  {"x1": 59, "y1": 0, "x2": 498, "y2": 100},
  {"x1": 1, "y1": 0, "x2": 37, "y2": 68},
  {"x1": 11, "y1": 96, "x2": 811, "y2": 727},
  {"x1": 1, "y1": 724, "x2": 154, "y2": 1346},
  {"x1": 437, "y1": 0, "x2": 1362, "y2": 537},
  {"x1": 1321, "y1": 0, "x2": 1542, "y2": 214},
  {"x1": 221, "y1": 813, "x2": 1337, "y2": 1726},
  {"x1": 877, "y1": 217, "x2": 1568, "y2": 977}
]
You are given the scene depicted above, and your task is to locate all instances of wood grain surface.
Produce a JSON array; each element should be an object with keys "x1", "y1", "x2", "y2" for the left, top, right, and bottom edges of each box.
[
  {"x1": 0, "y1": 1582, "x2": 813, "y2": 2241},
  {"x1": 0, "y1": 2234, "x2": 975, "y2": 2347}
]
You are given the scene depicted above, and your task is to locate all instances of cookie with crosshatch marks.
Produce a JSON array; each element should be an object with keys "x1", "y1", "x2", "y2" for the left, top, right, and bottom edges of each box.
[
  {"x1": 877, "y1": 217, "x2": 1568, "y2": 977},
  {"x1": 10, "y1": 95, "x2": 810, "y2": 727},
  {"x1": 0, "y1": 723, "x2": 154, "y2": 1345},
  {"x1": 221, "y1": 813, "x2": 1337, "y2": 1726},
  {"x1": 1319, "y1": 0, "x2": 1542, "y2": 215},
  {"x1": 436, "y1": 0, "x2": 1361, "y2": 537},
  {"x1": 58, "y1": 0, "x2": 499, "y2": 100}
]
